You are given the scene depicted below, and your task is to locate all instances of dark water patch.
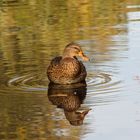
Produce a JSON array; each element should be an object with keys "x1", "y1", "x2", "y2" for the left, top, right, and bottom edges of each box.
[{"x1": 0, "y1": 0, "x2": 27, "y2": 7}]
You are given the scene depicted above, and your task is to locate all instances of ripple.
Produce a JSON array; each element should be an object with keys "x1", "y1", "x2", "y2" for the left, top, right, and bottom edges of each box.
[
  {"x1": 87, "y1": 72, "x2": 122, "y2": 95},
  {"x1": 83, "y1": 72, "x2": 123, "y2": 106},
  {"x1": 4, "y1": 72, "x2": 122, "y2": 97},
  {"x1": 7, "y1": 74, "x2": 48, "y2": 92},
  {"x1": 87, "y1": 73, "x2": 111, "y2": 86}
]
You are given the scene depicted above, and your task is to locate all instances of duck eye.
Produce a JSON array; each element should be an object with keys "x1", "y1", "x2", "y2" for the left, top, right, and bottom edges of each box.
[{"x1": 73, "y1": 47, "x2": 80, "y2": 52}]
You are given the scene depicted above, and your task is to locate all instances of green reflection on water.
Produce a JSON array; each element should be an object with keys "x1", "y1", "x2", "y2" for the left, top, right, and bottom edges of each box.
[{"x1": 0, "y1": 0, "x2": 127, "y2": 76}]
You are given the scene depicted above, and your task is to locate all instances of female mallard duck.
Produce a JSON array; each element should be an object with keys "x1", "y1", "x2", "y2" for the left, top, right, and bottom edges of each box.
[{"x1": 47, "y1": 42, "x2": 89, "y2": 84}]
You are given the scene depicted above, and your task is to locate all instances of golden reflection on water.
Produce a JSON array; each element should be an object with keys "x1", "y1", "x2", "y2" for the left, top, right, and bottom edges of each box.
[
  {"x1": 0, "y1": 0, "x2": 140, "y2": 139},
  {"x1": 0, "y1": 0, "x2": 128, "y2": 74},
  {"x1": 0, "y1": 0, "x2": 129, "y2": 83}
]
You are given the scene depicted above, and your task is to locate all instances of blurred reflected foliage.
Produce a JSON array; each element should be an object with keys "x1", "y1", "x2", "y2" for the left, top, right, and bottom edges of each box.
[{"x1": 0, "y1": 0, "x2": 131, "y2": 75}]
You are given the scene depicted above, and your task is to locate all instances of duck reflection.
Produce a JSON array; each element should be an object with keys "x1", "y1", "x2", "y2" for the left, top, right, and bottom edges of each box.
[{"x1": 48, "y1": 82, "x2": 91, "y2": 126}]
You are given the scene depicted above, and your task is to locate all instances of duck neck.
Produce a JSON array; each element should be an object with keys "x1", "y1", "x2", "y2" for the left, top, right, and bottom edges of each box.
[{"x1": 62, "y1": 51, "x2": 74, "y2": 59}]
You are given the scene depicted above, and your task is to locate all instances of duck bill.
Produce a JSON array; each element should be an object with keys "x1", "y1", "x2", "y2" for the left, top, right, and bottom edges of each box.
[{"x1": 79, "y1": 51, "x2": 90, "y2": 61}]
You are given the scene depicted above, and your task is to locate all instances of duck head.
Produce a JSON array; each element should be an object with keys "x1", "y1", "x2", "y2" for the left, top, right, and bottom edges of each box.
[{"x1": 62, "y1": 42, "x2": 89, "y2": 61}]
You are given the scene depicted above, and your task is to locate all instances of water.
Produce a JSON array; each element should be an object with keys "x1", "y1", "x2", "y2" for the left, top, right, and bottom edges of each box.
[{"x1": 0, "y1": 0, "x2": 140, "y2": 140}]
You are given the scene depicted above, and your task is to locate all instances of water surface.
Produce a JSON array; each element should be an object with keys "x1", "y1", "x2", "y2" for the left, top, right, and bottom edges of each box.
[{"x1": 0, "y1": 0, "x2": 140, "y2": 140}]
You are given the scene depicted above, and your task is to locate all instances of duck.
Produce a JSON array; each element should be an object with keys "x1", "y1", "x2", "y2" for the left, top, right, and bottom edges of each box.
[{"x1": 47, "y1": 42, "x2": 89, "y2": 84}]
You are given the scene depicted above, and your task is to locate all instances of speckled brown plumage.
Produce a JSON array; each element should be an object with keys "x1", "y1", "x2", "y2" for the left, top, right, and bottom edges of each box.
[{"x1": 47, "y1": 42, "x2": 89, "y2": 84}]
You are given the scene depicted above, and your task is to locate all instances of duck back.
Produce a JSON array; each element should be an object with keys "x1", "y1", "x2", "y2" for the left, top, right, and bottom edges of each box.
[{"x1": 47, "y1": 56, "x2": 87, "y2": 84}]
